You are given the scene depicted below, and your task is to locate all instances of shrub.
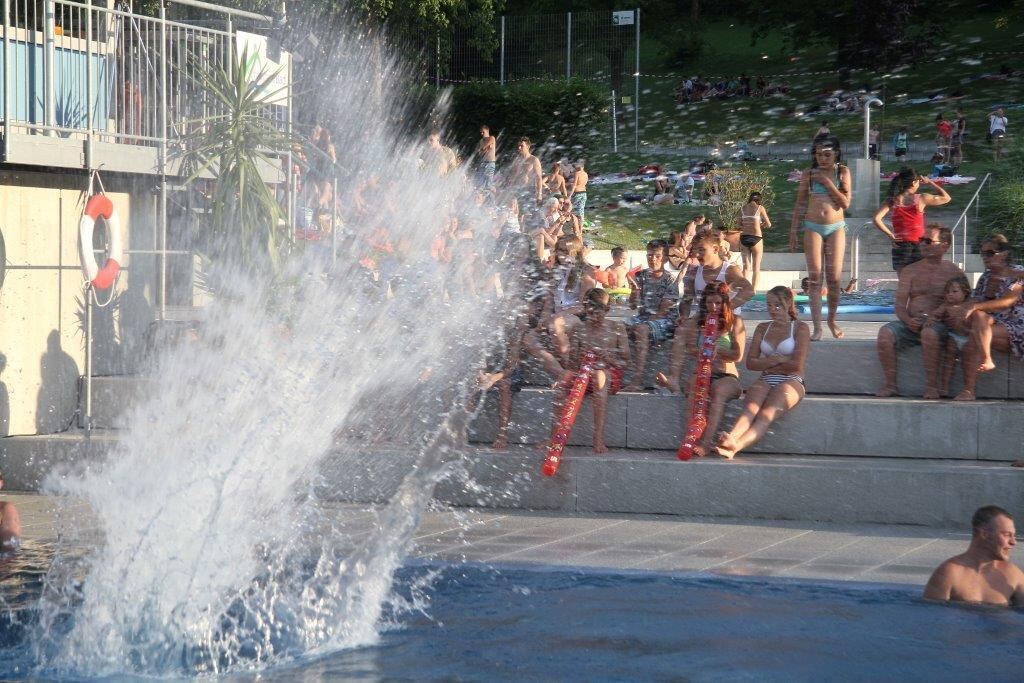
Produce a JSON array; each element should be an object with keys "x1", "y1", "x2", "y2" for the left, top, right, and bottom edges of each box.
[
  {"x1": 982, "y1": 141, "x2": 1024, "y2": 257},
  {"x1": 447, "y1": 79, "x2": 607, "y2": 161},
  {"x1": 710, "y1": 165, "x2": 775, "y2": 230}
]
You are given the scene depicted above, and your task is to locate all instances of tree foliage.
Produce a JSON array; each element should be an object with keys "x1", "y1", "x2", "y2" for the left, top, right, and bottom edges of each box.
[{"x1": 711, "y1": 165, "x2": 774, "y2": 230}]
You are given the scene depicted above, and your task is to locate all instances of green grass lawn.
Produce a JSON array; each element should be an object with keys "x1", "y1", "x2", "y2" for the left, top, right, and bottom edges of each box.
[{"x1": 578, "y1": 14, "x2": 1019, "y2": 251}]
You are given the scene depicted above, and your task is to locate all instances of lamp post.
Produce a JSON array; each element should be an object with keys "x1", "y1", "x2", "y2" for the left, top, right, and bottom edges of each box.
[{"x1": 863, "y1": 97, "x2": 883, "y2": 159}]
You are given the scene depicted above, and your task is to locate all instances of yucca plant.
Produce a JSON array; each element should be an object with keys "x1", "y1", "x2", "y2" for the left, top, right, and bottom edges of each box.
[{"x1": 182, "y1": 46, "x2": 294, "y2": 273}]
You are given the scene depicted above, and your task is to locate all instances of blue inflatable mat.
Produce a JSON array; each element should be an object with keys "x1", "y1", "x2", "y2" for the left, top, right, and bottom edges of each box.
[{"x1": 799, "y1": 304, "x2": 894, "y2": 315}]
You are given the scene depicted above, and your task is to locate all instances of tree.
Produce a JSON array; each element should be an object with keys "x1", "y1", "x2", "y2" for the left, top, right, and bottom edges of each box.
[
  {"x1": 751, "y1": 0, "x2": 940, "y2": 70},
  {"x1": 182, "y1": 47, "x2": 293, "y2": 271}
]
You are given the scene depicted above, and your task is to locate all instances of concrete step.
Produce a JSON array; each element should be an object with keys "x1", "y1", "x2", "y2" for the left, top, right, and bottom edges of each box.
[
  {"x1": 519, "y1": 340, "x2": 1017, "y2": 400},
  {"x1": 468, "y1": 388, "x2": 1022, "y2": 461},
  {"x1": 3, "y1": 436, "x2": 1021, "y2": 528}
]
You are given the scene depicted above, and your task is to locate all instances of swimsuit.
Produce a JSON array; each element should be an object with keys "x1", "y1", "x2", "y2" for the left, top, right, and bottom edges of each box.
[
  {"x1": 758, "y1": 320, "x2": 803, "y2": 387},
  {"x1": 571, "y1": 191, "x2": 587, "y2": 221},
  {"x1": 803, "y1": 219, "x2": 846, "y2": 239},
  {"x1": 740, "y1": 206, "x2": 764, "y2": 248}
]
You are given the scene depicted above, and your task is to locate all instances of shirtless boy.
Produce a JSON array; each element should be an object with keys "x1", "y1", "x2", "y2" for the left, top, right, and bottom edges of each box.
[
  {"x1": 924, "y1": 505, "x2": 1024, "y2": 606},
  {"x1": 605, "y1": 247, "x2": 629, "y2": 287},
  {"x1": 555, "y1": 288, "x2": 630, "y2": 453},
  {"x1": 876, "y1": 225, "x2": 964, "y2": 399},
  {"x1": 567, "y1": 161, "x2": 589, "y2": 223},
  {"x1": 507, "y1": 137, "x2": 544, "y2": 218},
  {"x1": 476, "y1": 125, "x2": 497, "y2": 189}
]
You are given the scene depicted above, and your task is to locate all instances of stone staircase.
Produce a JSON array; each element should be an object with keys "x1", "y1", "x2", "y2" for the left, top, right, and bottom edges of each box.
[{"x1": 2, "y1": 320, "x2": 1022, "y2": 529}]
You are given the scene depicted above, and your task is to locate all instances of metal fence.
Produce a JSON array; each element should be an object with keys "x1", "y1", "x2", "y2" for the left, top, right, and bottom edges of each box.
[
  {"x1": 1, "y1": 0, "x2": 286, "y2": 151},
  {"x1": 437, "y1": 9, "x2": 641, "y2": 150}
]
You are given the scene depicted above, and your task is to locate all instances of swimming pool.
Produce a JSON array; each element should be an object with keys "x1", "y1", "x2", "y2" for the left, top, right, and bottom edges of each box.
[{"x1": 1, "y1": 555, "x2": 1020, "y2": 680}]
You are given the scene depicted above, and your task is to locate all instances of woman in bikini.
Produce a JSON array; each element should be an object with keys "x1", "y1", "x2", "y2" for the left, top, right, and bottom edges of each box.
[
  {"x1": 739, "y1": 192, "x2": 771, "y2": 291},
  {"x1": 677, "y1": 281, "x2": 747, "y2": 457},
  {"x1": 545, "y1": 163, "x2": 568, "y2": 198},
  {"x1": 716, "y1": 286, "x2": 810, "y2": 459},
  {"x1": 871, "y1": 167, "x2": 951, "y2": 274},
  {"x1": 790, "y1": 136, "x2": 852, "y2": 340}
]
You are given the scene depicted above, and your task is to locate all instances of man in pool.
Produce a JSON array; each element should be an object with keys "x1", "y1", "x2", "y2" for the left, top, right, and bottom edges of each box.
[
  {"x1": 924, "y1": 506, "x2": 1024, "y2": 606},
  {"x1": 0, "y1": 470, "x2": 21, "y2": 551}
]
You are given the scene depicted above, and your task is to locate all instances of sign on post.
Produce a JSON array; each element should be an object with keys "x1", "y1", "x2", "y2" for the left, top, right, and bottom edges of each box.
[
  {"x1": 612, "y1": 10, "x2": 634, "y2": 25},
  {"x1": 236, "y1": 31, "x2": 292, "y2": 106}
]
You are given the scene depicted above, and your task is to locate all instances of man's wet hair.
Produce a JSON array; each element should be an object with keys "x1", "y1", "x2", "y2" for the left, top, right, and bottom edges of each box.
[
  {"x1": 972, "y1": 505, "x2": 1012, "y2": 533},
  {"x1": 646, "y1": 239, "x2": 668, "y2": 251},
  {"x1": 925, "y1": 223, "x2": 953, "y2": 245},
  {"x1": 611, "y1": 246, "x2": 625, "y2": 258}
]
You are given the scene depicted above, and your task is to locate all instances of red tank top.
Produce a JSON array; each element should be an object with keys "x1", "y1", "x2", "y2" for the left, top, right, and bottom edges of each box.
[{"x1": 890, "y1": 200, "x2": 925, "y2": 242}]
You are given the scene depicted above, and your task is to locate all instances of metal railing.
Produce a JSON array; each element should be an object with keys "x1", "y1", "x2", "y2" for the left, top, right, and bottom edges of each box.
[
  {"x1": 950, "y1": 172, "x2": 993, "y2": 267},
  {"x1": 1, "y1": 0, "x2": 283, "y2": 151}
]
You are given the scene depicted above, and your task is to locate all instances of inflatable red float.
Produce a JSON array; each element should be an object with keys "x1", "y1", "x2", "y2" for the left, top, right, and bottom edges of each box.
[
  {"x1": 677, "y1": 313, "x2": 719, "y2": 460},
  {"x1": 542, "y1": 350, "x2": 597, "y2": 477}
]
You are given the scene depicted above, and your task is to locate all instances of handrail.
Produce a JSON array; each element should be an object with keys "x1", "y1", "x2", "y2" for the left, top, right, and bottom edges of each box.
[
  {"x1": 849, "y1": 220, "x2": 872, "y2": 292},
  {"x1": 950, "y1": 172, "x2": 993, "y2": 267},
  {"x1": 169, "y1": 0, "x2": 272, "y2": 22}
]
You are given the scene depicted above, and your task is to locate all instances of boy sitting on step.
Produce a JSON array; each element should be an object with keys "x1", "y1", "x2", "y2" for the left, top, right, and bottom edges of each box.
[{"x1": 553, "y1": 289, "x2": 630, "y2": 453}]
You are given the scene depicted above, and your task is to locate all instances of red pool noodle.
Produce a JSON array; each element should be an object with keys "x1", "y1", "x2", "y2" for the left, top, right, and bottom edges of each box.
[
  {"x1": 677, "y1": 314, "x2": 720, "y2": 461},
  {"x1": 542, "y1": 351, "x2": 597, "y2": 477}
]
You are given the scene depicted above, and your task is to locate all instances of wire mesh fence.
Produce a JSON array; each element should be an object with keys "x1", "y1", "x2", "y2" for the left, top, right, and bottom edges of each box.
[{"x1": 434, "y1": 9, "x2": 641, "y2": 150}]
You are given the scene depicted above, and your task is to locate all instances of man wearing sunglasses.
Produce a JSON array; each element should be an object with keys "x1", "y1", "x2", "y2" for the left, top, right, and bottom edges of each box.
[{"x1": 876, "y1": 225, "x2": 964, "y2": 399}]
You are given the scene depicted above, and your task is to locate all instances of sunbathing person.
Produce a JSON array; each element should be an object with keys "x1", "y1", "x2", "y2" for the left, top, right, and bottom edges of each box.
[
  {"x1": 554, "y1": 289, "x2": 630, "y2": 453},
  {"x1": 658, "y1": 281, "x2": 746, "y2": 456},
  {"x1": 716, "y1": 286, "x2": 810, "y2": 459}
]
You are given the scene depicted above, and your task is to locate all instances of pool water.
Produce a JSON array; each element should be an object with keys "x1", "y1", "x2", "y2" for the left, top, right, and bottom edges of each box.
[{"x1": 4, "y1": 556, "x2": 1020, "y2": 681}]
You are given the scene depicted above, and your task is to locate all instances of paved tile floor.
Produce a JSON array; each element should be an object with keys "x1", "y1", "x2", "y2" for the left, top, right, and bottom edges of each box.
[{"x1": 5, "y1": 492, "x2": 974, "y2": 588}]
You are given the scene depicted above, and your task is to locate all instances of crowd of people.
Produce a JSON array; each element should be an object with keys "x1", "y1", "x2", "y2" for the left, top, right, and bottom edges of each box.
[{"x1": 674, "y1": 74, "x2": 790, "y2": 104}]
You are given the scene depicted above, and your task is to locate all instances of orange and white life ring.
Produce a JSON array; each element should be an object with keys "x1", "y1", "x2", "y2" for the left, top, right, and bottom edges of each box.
[{"x1": 79, "y1": 194, "x2": 123, "y2": 289}]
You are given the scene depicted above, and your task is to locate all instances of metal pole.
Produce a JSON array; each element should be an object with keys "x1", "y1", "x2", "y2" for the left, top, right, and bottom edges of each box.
[
  {"x1": 86, "y1": 0, "x2": 93, "y2": 165},
  {"x1": 3, "y1": 0, "x2": 9, "y2": 149},
  {"x1": 85, "y1": 287, "x2": 93, "y2": 431},
  {"x1": 331, "y1": 175, "x2": 338, "y2": 268},
  {"x1": 499, "y1": 16, "x2": 505, "y2": 86},
  {"x1": 44, "y1": 0, "x2": 56, "y2": 135},
  {"x1": 435, "y1": 33, "x2": 440, "y2": 89},
  {"x1": 611, "y1": 90, "x2": 618, "y2": 153},
  {"x1": 566, "y1": 12, "x2": 571, "y2": 82},
  {"x1": 633, "y1": 8, "x2": 640, "y2": 152},
  {"x1": 159, "y1": 1, "x2": 168, "y2": 320}
]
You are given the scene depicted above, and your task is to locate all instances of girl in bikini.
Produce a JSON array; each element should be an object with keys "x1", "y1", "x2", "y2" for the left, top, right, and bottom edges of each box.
[
  {"x1": 676, "y1": 281, "x2": 746, "y2": 457},
  {"x1": 716, "y1": 286, "x2": 810, "y2": 459},
  {"x1": 790, "y1": 136, "x2": 852, "y2": 341},
  {"x1": 739, "y1": 192, "x2": 772, "y2": 292}
]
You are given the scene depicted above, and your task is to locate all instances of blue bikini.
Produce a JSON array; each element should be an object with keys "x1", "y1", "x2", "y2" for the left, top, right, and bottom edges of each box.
[{"x1": 803, "y1": 168, "x2": 846, "y2": 239}]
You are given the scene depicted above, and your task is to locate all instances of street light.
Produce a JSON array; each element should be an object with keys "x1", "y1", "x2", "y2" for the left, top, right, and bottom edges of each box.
[{"x1": 863, "y1": 97, "x2": 883, "y2": 159}]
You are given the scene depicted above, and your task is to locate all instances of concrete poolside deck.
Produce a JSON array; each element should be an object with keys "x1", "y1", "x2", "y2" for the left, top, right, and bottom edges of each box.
[{"x1": 5, "y1": 492, "x2": 973, "y2": 588}]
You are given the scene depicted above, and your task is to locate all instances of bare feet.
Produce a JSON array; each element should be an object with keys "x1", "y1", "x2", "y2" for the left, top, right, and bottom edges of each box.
[
  {"x1": 810, "y1": 326, "x2": 823, "y2": 342},
  {"x1": 714, "y1": 444, "x2": 737, "y2": 459},
  {"x1": 875, "y1": 385, "x2": 898, "y2": 398},
  {"x1": 491, "y1": 436, "x2": 509, "y2": 450},
  {"x1": 828, "y1": 321, "x2": 844, "y2": 340},
  {"x1": 654, "y1": 372, "x2": 681, "y2": 395},
  {"x1": 953, "y1": 389, "x2": 976, "y2": 402},
  {"x1": 593, "y1": 441, "x2": 608, "y2": 454},
  {"x1": 691, "y1": 443, "x2": 709, "y2": 458},
  {"x1": 922, "y1": 388, "x2": 940, "y2": 400},
  {"x1": 978, "y1": 358, "x2": 996, "y2": 373}
]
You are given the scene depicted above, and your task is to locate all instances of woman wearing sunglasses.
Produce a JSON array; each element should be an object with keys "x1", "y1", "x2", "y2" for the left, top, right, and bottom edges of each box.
[
  {"x1": 956, "y1": 234, "x2": 1024, "y2": 401},
  {"x1": 790, "y1": 136, "x2": 852, "y2": 341}
]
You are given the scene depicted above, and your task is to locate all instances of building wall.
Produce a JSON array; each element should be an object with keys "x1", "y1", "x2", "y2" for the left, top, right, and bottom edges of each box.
[{"x1": 0, "y1": 169, "x2": 158, "y2": 436}]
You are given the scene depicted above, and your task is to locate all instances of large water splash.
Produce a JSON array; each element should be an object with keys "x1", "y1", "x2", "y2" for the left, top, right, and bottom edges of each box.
[{"x1": 29, "y1": 14, "x2": 517, "y2": 677}]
